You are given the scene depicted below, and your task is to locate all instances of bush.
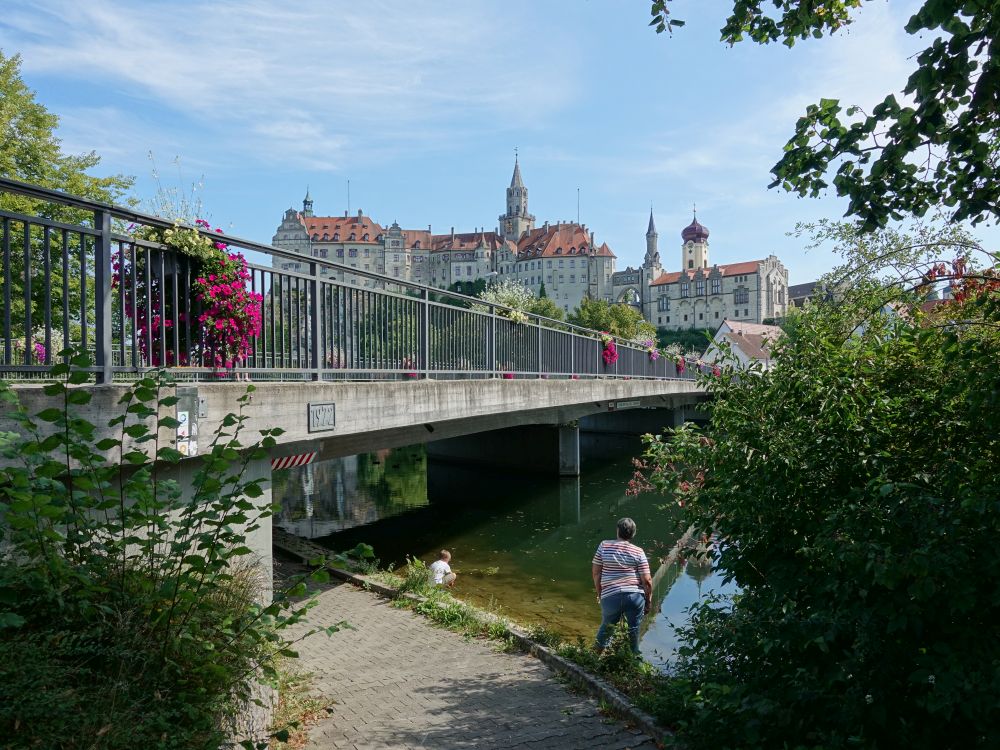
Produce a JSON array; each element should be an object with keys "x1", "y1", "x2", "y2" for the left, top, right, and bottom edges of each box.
[
  {"x1": 636, "y1": 266, "x2": 1000, "y2": 747},
  {"x1": 0, "y1": 354, "x2": 335, "y2": 749}
]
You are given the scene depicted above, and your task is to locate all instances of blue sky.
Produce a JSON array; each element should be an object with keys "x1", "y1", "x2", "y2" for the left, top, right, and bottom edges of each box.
[{"x1": 2, "y1": 0, "x2": 995, "y2": 284}]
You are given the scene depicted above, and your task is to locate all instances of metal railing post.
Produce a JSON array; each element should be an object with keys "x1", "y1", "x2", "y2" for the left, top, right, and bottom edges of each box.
[
  {"x1": 569, "y1": 333, "x2": 574, "y2": 377},
  {"x1": 419, "y1": 287, "x2": 430, "y2": 378},
  {"x1": 487, "y1": 305, "x2": 496, "y2": 378},
  {"x1": 309, "y1": 261, "x2": 321, "y2": 380},
  {"x1": 537, "y1": 318, "x2": 543, "y2": 378},
  {"x1": 93, "y1": 209, "x2": 113, "y2": 383}
]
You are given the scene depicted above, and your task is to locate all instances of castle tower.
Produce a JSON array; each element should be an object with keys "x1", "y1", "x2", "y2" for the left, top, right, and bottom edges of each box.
[
  {"x1": 499, "y1": 154, "x2": 535, "y2": 240},
  {"x1": 681, "y1": 210, "x2": 709, "y2": 270},
  {"x1": 644, "y1": 208, "x2": 661, "y2": 272},
  {"x1": 302, "y1": 187, "x2": 314, "y2": 218}
]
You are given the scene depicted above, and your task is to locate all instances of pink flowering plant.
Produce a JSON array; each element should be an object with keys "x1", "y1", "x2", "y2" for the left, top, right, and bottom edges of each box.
[
  {"x1": 641, "y1": 338, "x2": 660, "y2": 362},
  {"x1": 192, "y1": 249, "x2": 263, "y2": 370},
  {"x1": 113, "y1": 220, "x2": 262, "y2": 369},
  {"x1": 599, "y1": 331, "x2": 619, "y2": 366}
]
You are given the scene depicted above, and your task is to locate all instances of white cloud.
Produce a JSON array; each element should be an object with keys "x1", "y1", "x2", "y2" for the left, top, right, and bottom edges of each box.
[{"x1": 1, "y1": 0, "x2": 578, "y2": 169}]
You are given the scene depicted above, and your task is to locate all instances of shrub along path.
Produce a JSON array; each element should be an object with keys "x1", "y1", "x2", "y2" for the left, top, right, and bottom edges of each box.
[{"x1": 288, "y1": 577, "x2": 659, "y2": 750}]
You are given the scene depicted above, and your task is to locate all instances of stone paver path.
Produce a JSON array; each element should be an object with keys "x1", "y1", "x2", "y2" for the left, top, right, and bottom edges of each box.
[{"x1": 291, "y1": 581, "x2": 659, "y2": 750}]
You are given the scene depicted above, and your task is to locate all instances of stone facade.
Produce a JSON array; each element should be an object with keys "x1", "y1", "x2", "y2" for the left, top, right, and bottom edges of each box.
[
  {"x1": 271, "y1": 159, "x2": 616, "y2": 314},
  {"x1": 640, "y1": 214, "x2": 789, "y2": 330},
  {"x1": 270, "y1": 162, "x2": 788, "y2": 326}
]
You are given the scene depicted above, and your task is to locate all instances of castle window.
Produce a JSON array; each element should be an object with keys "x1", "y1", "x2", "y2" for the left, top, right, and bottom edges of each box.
[
  {"x1": 312, "y1": 234, "x2": 319, "y2": 241},
  {"x1": 696, "y1": 280, "x2": 705, "y2": 296},
  {"x1": 414, "y1": 241, "x2": 421, "y2": 249},
  {"x1": 348, "y1": 249, "x2": 357, "y2": 258},
  {"x1": 688, "y1": 260, "x2": 694, "y2": 269},
  {"x1": 734, "y1": 287, "x2": 749, "y2": 305},
  {"x1": 333, "y1": 233, "x2": 339, "y2": 241},
  {"x1": 569, "y1": 259, "x2": 575, "y2": 267},
  {"x1": 362, "y1": 233, "x2": 369, "y2": 241},
  {"x1": 349, "y1": 233, "x2": 356, "y2": 240},
  {"x1": 547, "y1": 260, "x2": 552, "y2": 268},
  {"x1": 711, "y1": 279, "x2": 721, "y2": 295},
  {"x1": 681, "y1": 282, "x2": 690, "y2": 297},
  {"x1": 657, "y1": 296, "x2": 670, "y2": 312},
  {"x1": 322, "y1": 233, "x2": 329, "y2": 240},
  {"x1": 336, "y1": 249, "x2": 344, "y2": 258}
]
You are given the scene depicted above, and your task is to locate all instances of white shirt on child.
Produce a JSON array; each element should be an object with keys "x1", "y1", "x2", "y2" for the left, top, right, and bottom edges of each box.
[{"x1": 429, "y1": 559, "x2": 452, "y2": 584}]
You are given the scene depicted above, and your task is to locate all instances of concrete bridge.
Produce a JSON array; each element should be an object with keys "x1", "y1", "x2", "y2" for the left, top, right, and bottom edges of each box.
[{"x1": 1, "y1": 177, "x2": 711, "y2": 587}]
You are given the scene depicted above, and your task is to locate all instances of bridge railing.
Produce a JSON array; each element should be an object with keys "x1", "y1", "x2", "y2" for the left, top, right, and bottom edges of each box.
[{"x1": 0, "y1": 177, "x2": 701, "y2": 383}]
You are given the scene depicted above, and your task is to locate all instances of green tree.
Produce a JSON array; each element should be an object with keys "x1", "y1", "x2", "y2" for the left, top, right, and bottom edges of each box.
[
  {"x1": 634, "y1": 226, "x2": 1000, "y2": 747},
  {"x1": 649, "y1": 1, "x2": 1000, "y2": 228},
  {"x1": 568, "y1": 297, "x2": 655, "y2": 340},
  {"x1": 528, "y1": 295, "x2": 565, "y2": 322},
  {"x1": 0, "y1": 50, "x2": 132, "y2": 214},
  {"x1": 655, "y1": 326, "x2": 712, "y2": 355},
  {"x1": 1, "y1": 50, "x2": 133, "y2": 358},
  {"x1": 538, "y1": 281, "x2": 548, "y2": 298}
]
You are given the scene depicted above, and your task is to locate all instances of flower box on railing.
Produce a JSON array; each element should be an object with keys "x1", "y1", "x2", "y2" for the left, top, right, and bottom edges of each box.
[{"x1": 502, "y1": 373, "x2": 514, "y2": 379}]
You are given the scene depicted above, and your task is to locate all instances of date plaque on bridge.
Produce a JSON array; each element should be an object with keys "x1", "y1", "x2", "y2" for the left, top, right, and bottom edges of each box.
[
  {"x1": 608, "y1": 400, "x2": 641, "y2": 412},
  {"x1": 307, "y1": 402, "x2": 336, "y2": 432}
]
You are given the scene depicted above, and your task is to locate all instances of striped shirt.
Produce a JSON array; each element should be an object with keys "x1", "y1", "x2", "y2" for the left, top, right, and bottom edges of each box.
[{"x1": 593, "y1": 540, "x2": 650, "y2": 600}]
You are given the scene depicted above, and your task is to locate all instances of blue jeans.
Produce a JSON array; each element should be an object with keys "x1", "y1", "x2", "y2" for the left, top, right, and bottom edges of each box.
[{"x1": 595, "y1": 591, "x2": 645, "y2": 654}]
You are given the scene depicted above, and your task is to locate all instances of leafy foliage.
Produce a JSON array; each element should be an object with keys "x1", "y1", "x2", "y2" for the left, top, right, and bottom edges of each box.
[
  {"x1": 569, "y1": 297, "x2": 655, "y2": 340},
  {"x1": 0, "y1": 50, "x2": 133, "y2": 214},
  {"x1": 655, "y1": 327, "x2": 712, "y2": 355},
  {"x1": 649, "y1": 1, "x2": 1000, "y2": 228},
  {"x1": 633, "y1": 236, "x2": 1000, "y2": 747},
  {"x1": 0, "y1": 51, "x2": 134, "y2": 357},
  {"x1": 0, "y1": 353, "x2": 334, "y2": 749}
]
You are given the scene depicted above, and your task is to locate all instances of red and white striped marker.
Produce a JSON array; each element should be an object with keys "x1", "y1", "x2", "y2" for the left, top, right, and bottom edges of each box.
[{"x1": 270, "y1": 452, "x2": 317, "y2": 470}]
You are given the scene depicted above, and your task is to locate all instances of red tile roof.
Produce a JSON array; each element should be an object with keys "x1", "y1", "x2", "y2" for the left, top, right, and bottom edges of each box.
[
  {"x1": 724, "y1": 320, "x2": 782, "y2": 337},
  {"x1": 304, "y1": 215, "x2": 384, "y2": 243},
  {"x1": 513, "y1": 223, "x2": 616, "y2": 259},
  {"x1": 651, "y1": 260, "x2": 765, "y2": 286},
  {"x1": 721, "y1": 332, "x2": 774, "y2": 361}
]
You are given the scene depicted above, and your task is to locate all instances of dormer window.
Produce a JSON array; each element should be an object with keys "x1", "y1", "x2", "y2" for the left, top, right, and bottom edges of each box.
[
  {"x1": 322, "y1": 233, "x2": 329, "y2": 240},
  {"x1": 555, "y1": 247, "x2": 562, "y2": 254},
  {"x1": 333, "y1": 233, "x2": 339, "y2": 241},
  {"x1": 414, "y1": 241, "x2": 421, "y2": 249},
  {"x1": 362, "y1": 233, "x2": 369, "y2": 241},
  {"x1": 349, "y1": 233, "x2": 356, "y2": 240},
  {"x1": 311, "y1": 234, "x2": 319, "y2": 241}
]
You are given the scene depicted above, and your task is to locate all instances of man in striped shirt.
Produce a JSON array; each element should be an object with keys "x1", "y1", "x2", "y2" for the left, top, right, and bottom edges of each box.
[{"x1": 592, "y1": 517, "x2": 653, "y2": 655}]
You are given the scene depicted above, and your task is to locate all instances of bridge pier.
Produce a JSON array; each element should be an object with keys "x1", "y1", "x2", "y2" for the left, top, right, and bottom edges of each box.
[
  {"x1": 426, "y1": 423, "x2": 586, "y2": 477},
  {"x1": 558, "y1": 423, "x2": 580, "y2": 477}
]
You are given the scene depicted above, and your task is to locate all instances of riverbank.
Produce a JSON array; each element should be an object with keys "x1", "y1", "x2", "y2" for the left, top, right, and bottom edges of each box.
[
  {"x1": 277, "y1": 549, "x2": 665, "y2": 749},
  {"x1": 274, "y1": 528, "x2": 691, "y2": 744}
]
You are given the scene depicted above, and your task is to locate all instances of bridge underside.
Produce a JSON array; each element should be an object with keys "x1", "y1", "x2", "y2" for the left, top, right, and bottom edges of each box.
[{"x1": 7, "y1": 378, "x2": 707, "y2": 480}]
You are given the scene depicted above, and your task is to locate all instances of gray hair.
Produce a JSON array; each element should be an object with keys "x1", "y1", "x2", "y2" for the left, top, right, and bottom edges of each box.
[{"x1": 616, "y1": 517, "x2": 637, "y2": 541}]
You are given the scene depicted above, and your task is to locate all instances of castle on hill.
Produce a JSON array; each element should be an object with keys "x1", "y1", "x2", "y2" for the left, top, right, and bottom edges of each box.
[{"x1": 271, "y1": 158, "x2": 789, "y2": 329}]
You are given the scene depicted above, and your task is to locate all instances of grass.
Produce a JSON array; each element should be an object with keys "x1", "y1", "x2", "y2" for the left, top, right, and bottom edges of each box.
[{"x1": 270, "y1": 665, "x2": 333, "y2": 749}]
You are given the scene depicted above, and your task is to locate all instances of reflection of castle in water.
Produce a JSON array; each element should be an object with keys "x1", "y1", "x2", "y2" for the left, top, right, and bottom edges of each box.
[{"x1": 274, "y1": 448, "x2": 429, "y2": 540}]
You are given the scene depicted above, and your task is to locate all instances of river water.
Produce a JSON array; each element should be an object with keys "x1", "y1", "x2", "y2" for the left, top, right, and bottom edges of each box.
[{"x1": 273, "y1": 435, "x2": 731, "y2": 666}]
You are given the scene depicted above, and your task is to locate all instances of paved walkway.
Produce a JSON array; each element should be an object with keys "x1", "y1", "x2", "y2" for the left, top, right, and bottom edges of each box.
[{"x1": 289, "y1": 580, "x2": 659, "y2": 750}]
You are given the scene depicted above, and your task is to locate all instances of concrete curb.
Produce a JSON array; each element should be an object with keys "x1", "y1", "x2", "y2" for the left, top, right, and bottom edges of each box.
[{"x1": 273, "y1": 528, "x2": 676, "y2": 745}]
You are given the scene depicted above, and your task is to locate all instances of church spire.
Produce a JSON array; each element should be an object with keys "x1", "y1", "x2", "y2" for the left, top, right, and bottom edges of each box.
[
  {"x1": 500, "y1": 150, "x2": 534, "y2": 240},
  {"x1": 510, "y1": 150, "x2": 524, "y2": 189},
  {"x1": 644, "y1": 206, "x2": 660, "y2": 270},
  {"x1": 302, "y1": 187, "x2": 314, "y2": 217}
]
